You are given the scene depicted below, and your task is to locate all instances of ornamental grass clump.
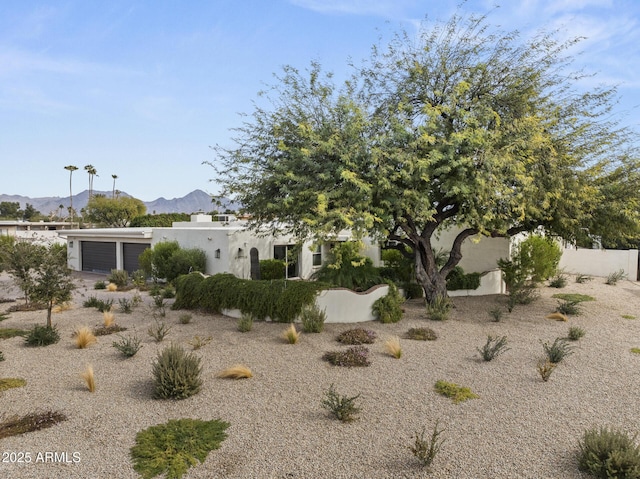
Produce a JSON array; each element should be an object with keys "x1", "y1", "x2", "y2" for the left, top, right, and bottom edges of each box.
[
  {"x1": 322, "y1": 346, "x2": 371, "y2": 367},
  {"x1": 237, "y1": 313, "x2": 254, "y2": 332},
  {"x1": 321, "y1": 383, "x2": 361, "y2": 422},
  {"x1": 384, "y1": 336, "x2": 402, "y2": 359},
  {"x1": 131, "y1": 418, "x2": 229, "y2": 479},
  {"x1": 567, "y1": 326, "x2": 586, "y2": 341},
  {"x1": 578, "y1": 426, "x2": 640, "y2": 479},
  {"x1": 336, "y1": 328, "x2": 376, "y2": 345},
  {"x1": 283, "y1": 324, "x2": 300, "y2": 344},
  {"x1": 74, "y1": 326, "x2": 97, "y2": 349},
  {"x1": 81, "y1": 364, "x2": 95, "y2": 392},
  {"x1": 152, "y1": 344, "x2": 203, "y2": 399},
  {"x1": 427, "y1": 295, "x2": 451, "y2": 321}
]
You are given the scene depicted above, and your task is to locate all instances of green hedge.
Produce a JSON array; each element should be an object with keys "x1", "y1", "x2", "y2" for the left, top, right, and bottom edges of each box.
[
  {"x1": 173, "y1": 273, "x2": 328, "y2": 323},
  {"x1": 446, "y1": 267, "x2": 481, "y2": 291}
]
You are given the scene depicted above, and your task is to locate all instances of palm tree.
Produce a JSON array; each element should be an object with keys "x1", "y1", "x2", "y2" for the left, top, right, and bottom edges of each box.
[
  {"x1": 112, "y1": 174, "x2": 118, "y2": 198},
  {"x1": 64, "y1": 165, "x2": 78, "y2": 224},
  {"x1": 84, "y1": 165, "x2": 98, "y2": 198}
]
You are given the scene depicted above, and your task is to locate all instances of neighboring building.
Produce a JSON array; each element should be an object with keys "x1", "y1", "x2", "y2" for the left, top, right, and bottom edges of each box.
[{"x1": 0, "y1": 220, "x2": 73, "y2": 245}]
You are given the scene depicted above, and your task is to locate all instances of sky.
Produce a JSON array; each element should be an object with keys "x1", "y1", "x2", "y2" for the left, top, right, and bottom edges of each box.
[{"x1": 1, "y1": 0, "x2": 639, "y2": 203}]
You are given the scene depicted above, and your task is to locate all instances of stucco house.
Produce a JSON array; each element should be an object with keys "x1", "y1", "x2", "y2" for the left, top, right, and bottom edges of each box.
[{"x1": 1, "y1": 220, "x2": 72, "y2": 245}]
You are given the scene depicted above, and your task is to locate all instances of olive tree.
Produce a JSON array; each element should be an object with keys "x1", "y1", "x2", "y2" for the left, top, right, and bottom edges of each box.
[{"x1": 211, "y1": 12, "x2": 640, "y2": 302}]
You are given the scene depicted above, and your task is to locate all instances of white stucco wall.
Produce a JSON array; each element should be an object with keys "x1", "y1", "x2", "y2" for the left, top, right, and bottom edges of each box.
[
  {"x1": 559, "y1": 247, "x2": 638, "y2": 280},
  {"x1": 431, "y1": 227, "x2": 511, "y2": 273}
]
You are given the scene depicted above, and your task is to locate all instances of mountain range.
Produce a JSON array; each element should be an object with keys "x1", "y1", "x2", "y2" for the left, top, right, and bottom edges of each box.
[{"x1": 0, "y1": 189, "x2": 235, "y2": 216}]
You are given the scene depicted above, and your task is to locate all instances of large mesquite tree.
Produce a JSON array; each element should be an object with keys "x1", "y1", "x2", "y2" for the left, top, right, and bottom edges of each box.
[{"x1": 211, "y1": 12, "x2": 640, "y2": 302}]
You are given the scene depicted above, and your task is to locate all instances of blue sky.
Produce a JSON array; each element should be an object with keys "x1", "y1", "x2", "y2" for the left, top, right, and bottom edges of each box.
[{"x1": 1, "y1": 0, "x2": 639, "y2": 204}]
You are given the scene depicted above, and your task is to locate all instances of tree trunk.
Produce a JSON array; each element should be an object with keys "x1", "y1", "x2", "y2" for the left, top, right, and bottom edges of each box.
[
  {"x1": 46, "y1": 302, "x2": 53, "y2": 329},
  {"x1": 414, "y1": 240, "x2": 448, "y2": 303}
]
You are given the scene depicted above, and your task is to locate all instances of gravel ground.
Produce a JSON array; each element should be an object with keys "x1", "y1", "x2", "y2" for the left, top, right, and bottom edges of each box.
[{"x1": 0, "y1": 272, "x2": 639, "y2": 479}]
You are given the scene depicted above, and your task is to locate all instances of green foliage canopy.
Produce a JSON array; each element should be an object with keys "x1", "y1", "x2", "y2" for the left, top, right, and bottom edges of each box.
[
  {"x1": 211, "y1": 11, "x2": 640, "y2": 302},
  {"x1": 84, "y1": 195, "x2": 147, "y2": 227}
]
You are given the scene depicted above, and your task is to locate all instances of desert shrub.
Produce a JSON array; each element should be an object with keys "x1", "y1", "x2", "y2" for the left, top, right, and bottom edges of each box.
[
  {"x1": 283, "y1": 324, "x2": 300, "y2": 344},
  {"x1": 94, "y1": 280, "x2": 107, "y2": 290},
  {"x1": 384, "y1": 336, "x2": 402, "y2": 358},
  {"x1": 336, "y1": 328, "x2": 376, "y2": 345},
  {"x1": 406, "y1": 327, "x2": 437, "y2": 341},
  {"x1": 140, "y1": 241, "x2": 206, "y2": 283},
  {"x1": 0, "y1": 327, "x2": 28, "y2": 339},
  {"x1": 259, "y1": 259, "x2": 286, "y2": 280},
  {"x1": 107, "y1": 269, "x2": 129, "y2": 288},
  {"x1": 0, "y1": 377, "x2": 27, "y2": 392},
  {"x1": 0, "y1": 311, "x2": 9, "y2": 321},
  {"x1": 488, "y1": 307, "x2": 503, "y2": 322},
  {"x1": 74, "y1": 326, "x2": 97, "y2": 349},
  {"x1": 81, "y1": 364, "x2": 95, "y2": 392},
  {"x1": 379, "y1": 248, "x2": 413, "y2": 283},
  {"x1": 188, "y1": 335, "x2": 212, "y2": 350},
  {"x1": 322, "y1": 346, "x2": 371, "y2": 367},
  {"x1": 131, "y1": 269, "x2": 147, "y2": 288},
  {"x1": 578, "y1": 426, "x2": 640, "y2": 479},
  {"x1": 576, "y1": 273, "x2": 593, "y2": 284},
  {"x1": 402, "y1": 282, "x2": 424, "y2": 299},
  {"x1": 556, "y1": 300, "x2": 581, "y2": 315},
  {"x1": 148, "y1": 320, "x2": 171, "y2": 342},
  {"x1": 93, "y1": 324, "x2": 127, "y2": 336},
  {"x1": 372, "y1": 283, "x2": 404, "y2": 323},
  {"x1": 0, "y1": 411, "x2": 67, "y2": 440},
  {"x1": 119, "y1": 298, "x2": 134, "y2": 314},
  {"x1": 548, "y1": 271, "x2": 568, "y2": 288},
  {"x1": 178, "y1": 313, "x2": 192, "y2": 324},
  {"x1": 173, "y1": 272, "x2": 327, "y2": 323},
  {"x1": 312, "y1": 241, "x2": 383, "y2": 291},
  {"x1": 216, "y1": 364, "x2": 252, "y2": 379},
  {"x1": 83, "y1": 296, "x2": 113, "y2": 312},
  {"x1": 410, "y1": 421, "x2": 446, "y2": 468},
  {"x1": 446, "y1": 266, "x2": 481, "y2": 291},
  {"x1": 606, "y1": 270, "x2": 627, "y2": 286},
  {"x1": 300, "y1": 304, "x2": 326, "y2": 333},
  {"x1": 237, "y1": 313, "x2": 254, "y2": 332},
  {"x1": 477, "y1": 335, "x2": 510, "y2": 361},
  {"x1": 112, "y1": 335, "x2": 142, "y2": 357},
  {"x1": 567, "y1": 326, "x2": 586, "y2": 341},
  {"x1": 152, "y1": 344, "x2": 203, "y2": 400},
  {"x1": 537, "y1": 359, "x2": 556, "y2": 382},
  {"x1": 321, "y1": 383, "x2": 361, "y2": 422},
  {"x1": 542, "y1": 337, "x2": 574, "y2": 364},
  {"x1": 427, "y1": 295, "x2": 451, "y2": 321},
  {"x1": 131, "y1": 418, "x2": 229, "y2": 479},
  {"x1": 434, "y1": 380, "x2": 478, "y2": 403},
  {"x1": 24, "y1": 325, "x2": 59, "y2": 347},
  {"x1": 519, "y1": 234, "x2": 562, "y2": 282}
]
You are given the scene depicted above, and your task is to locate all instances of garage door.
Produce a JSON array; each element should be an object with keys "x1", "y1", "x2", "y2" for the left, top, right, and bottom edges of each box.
[
  {"x1": 81, "y1": 241, "x2": 116, "y2": 273},
  {"x1": 123, "y1": 243, "x2": 149, "y2": 274}
]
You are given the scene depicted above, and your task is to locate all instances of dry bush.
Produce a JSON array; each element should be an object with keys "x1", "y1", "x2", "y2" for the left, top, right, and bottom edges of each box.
[
  {"x1": 103, "y1": 311, "x2": 115, "y2": 327},
  {"x1": 107, "y1": 283, "x2": 118, "y2": 292},
  {"x1": 216, "y1": 364, "x2": 252, "y2": 379}
]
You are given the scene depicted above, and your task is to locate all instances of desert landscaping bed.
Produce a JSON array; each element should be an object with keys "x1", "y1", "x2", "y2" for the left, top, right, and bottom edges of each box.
[{"x1": 0, "y1": 272, "x2": 639, "y2": 478}]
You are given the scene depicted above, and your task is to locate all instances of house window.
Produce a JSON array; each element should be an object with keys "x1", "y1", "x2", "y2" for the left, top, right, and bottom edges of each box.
[
  {"x1": 274, "y1": 245, "x2": 299, "y2": 278},
  {"x1": 312, "y1": 245, "x2": 322, "y2": 266}
]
